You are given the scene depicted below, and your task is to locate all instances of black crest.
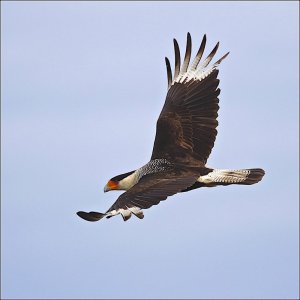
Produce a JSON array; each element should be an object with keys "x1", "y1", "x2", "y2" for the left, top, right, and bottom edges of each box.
[{"x1": 111, "y1": 170, "x2": 135, "y2": 182}]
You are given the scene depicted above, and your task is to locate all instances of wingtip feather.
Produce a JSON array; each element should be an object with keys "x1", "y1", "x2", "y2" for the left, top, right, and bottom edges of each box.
[
  {"x1": 181, "y1": 32, "x2": 192, "y2": 74},
  {"x1": 165, "y1": 57, "x2": 172, "y2": 89},
  {"x1": 214, "y1": 51, "x2": 230, "y2": 66},
  {"x1": 173, "y1": 38, "x2": 181, "y2": 79},
  {"x1": 77, "y1": 211, "x2": 106, "y2": 222}
]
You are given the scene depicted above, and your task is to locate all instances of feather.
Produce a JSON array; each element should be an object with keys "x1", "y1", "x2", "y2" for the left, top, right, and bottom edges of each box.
[
  {"x1": 128, "y1": 206, "x2": 144, "y2": 219},
  {"x1": 180, "y1": 32, "x2": 192, "y2": 74},
  {"x1": 120, "y1": 209, "x2": 132, "y2": 221},
  {"x1": 76, "y1": 211, "x2": 105, "y2": 222},
  {"x1": 173, "y1": 38, "x2": 181, "y2": 79},
  {"x1": 190, "y1": 34, "x2": 206, "y2": 71},
  {"x1": 165, "y1": 57, "x2": 172, "y2": 89},
  {"x1": 213, "y1": 52, "x2": 230, "y2": 67},
  {"x1": 200, "y1": 42, "x2": 219, "y2": 69}
]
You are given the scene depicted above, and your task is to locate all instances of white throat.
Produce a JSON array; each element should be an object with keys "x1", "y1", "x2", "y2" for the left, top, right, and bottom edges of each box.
[{"x1": 118, "y1": 171, "x2": 139, "y2": 190}]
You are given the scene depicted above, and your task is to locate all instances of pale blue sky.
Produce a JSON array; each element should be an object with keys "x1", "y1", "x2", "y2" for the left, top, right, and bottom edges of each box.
[{"x1": 1, "y1": 1, "x2": 299, "y2": 299}]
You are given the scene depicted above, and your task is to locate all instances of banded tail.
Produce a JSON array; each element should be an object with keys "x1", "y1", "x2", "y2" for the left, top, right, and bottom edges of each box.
[
  {"x1": 200, "y1": 168, "x2": 265, "y2": 185},
  {"x1": 182, "y1": 168, "x2": 265, "y2": 192}
]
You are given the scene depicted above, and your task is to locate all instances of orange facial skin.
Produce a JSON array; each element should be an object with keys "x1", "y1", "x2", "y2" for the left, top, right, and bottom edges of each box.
[{"x1": 107, "y1": 180, "x2": 119, "y2": 190}]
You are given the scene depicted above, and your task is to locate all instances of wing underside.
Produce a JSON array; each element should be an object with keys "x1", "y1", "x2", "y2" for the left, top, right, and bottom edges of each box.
[{"x1": 77, "y1": 168, "x2": 199, "y2": 221}]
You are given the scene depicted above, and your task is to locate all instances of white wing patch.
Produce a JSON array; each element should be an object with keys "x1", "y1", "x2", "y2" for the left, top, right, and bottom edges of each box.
[
  {"x1": 166, "y1": 33, "x2": 229, "y2": 90},
  {"x1": 176, "y1": 63, "x2": 217, "y2": 85},
  {"x1": 106, "y1": 206, "x2": 144, "y2": 221}
]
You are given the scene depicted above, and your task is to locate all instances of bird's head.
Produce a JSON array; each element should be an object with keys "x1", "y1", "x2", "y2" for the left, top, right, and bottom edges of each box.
[{"x1": 104, "y1": 170, "x2": 136, "y2": 192}]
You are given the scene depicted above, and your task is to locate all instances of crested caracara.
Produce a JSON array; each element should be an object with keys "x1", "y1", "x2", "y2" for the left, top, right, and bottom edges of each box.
[{"x1": 77, "y1": 33, "x2": 265, "y2": 222}]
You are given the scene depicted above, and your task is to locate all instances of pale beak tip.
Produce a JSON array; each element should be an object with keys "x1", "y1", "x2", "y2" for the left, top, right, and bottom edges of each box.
[{"x1": 104, "y1": 185, "x2": 109, "y2": 193}]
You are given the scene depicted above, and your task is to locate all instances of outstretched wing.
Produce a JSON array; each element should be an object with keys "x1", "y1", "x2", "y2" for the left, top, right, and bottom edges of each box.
[
  {"x1": 151, "y1": 33, "x2": 229, "y2": 166},
  {"x1": 77, "y1": 168, "x2": 199, "y2": 222}
]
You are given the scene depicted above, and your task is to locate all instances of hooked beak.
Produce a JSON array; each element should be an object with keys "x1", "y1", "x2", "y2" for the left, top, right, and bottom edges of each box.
[{"x1": 104, "y1": 184, "x2": 110, "y2": 193}]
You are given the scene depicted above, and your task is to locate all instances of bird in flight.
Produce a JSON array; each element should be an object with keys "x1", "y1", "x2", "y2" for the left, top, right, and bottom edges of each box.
[{"x1": 77, "y1": 33, "x2": 265, "y2": 222}]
